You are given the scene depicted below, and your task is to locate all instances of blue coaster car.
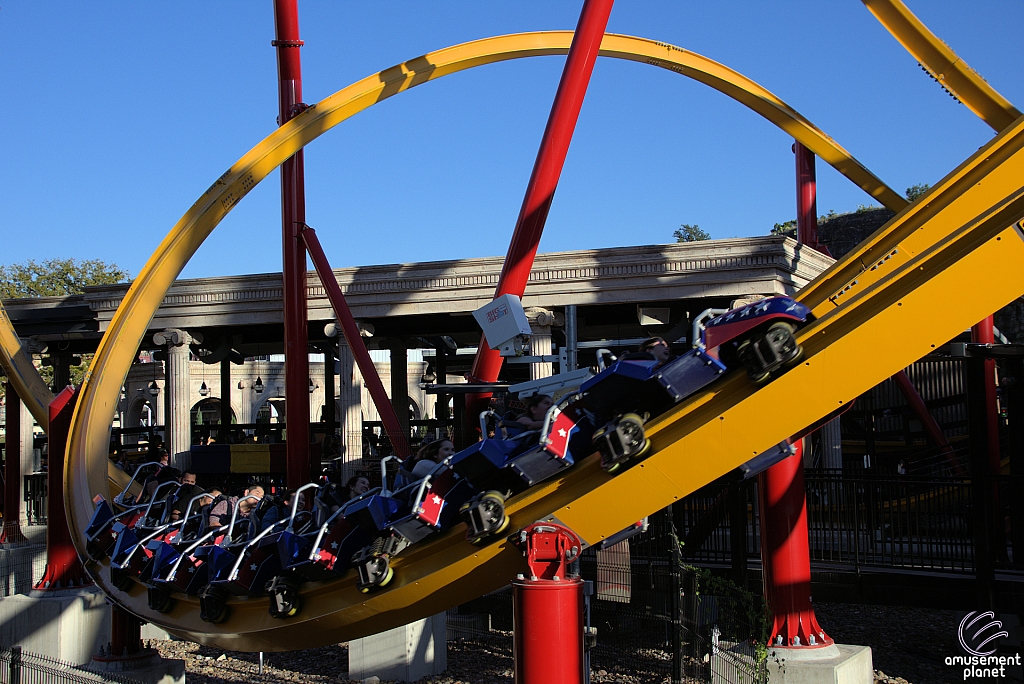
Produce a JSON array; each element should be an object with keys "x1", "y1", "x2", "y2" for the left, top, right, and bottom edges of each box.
[
  {"x1": 348, "y1": 455, "x2": 477, "y2": 593},
  {"x1": 454, "y1": 406, "x2": 581, "y2": 544},
  {"x1": 580, "y1": 295, "x2": 812, "y2": 472}
]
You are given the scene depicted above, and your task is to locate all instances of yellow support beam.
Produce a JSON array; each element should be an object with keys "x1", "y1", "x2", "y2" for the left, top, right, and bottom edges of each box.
[
  {"x1": 863, "y1": 0, "x2": 1021, "y2": 132},
  {"x1": 0, "y1": 300, "x2": 53, "y2": 430}
]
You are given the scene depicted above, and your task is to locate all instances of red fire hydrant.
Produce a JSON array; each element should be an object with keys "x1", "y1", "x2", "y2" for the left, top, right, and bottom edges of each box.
[{"x1": 512, "y1": 522, "x2": 585, "y2": 684}]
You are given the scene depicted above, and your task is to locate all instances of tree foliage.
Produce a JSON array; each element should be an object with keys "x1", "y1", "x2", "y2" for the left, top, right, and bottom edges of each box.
[
  {"x1": 906, "y1": 183, "x2": 930, "y2": 202},
  {"x1": 673, "y1": 224, "x2": 711, "y2": 242},
  {"x1": 0, "y1": 258, "x2": 129, "y2": 299},
  {"x1": 771, "y1": 219, "x2": 796, "y2": 237}
]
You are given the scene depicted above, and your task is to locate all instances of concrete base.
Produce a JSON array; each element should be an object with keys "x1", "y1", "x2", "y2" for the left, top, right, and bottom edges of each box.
[
  {"x1": 0, "y1": 542, "x2": 47, "y2": 597},
  {"x1": 348, "y1": 612, "x2": 447, "y2": 683},
  {"x1": 713, "y1": 642, "x2": 872, "y2": 684},
  {"x1": 0, "y1": 587, "x2": 110, "y2": 665},
  {"x1": 88, "y1": 648, "x2": 185, "y2": 684},
  {"x1": 0, "y1": 585, "x2": 172, "y2": 666}
]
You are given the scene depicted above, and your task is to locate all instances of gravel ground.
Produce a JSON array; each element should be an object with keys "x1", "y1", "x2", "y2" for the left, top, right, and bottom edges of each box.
[{"x1": 151, "y1": 602, "x2": 974, "y2": 683}]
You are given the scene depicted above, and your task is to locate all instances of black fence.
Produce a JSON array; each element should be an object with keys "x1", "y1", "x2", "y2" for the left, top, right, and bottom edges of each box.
[
  {"x1": 675, "y1": 471, "x2": 1024, "y2": 576},
  {"x1": 0, "y1": 647, "x2": 146, "y2": 684}
]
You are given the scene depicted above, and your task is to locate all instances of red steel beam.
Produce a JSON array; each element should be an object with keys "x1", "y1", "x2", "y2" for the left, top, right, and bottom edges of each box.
[
  {"x1": 273, "y1": 0, "x2": 312, "y2": 488},
  {"x1": 1, "y1": 381, "x2": 27, "y2": 543},
  {"x1": 35, "y1": 386, "x2": 91, "y2": 590},
  {"x1": 794, "y1": 142, "x2": 828, "y2": 254},
  {"x1": 758, "y1": 440, "x2": 833, "y2": 648},
  {"x1": 466, "y1": 0, "x2": 614, "y2": 421},
  {"x1": 300, "y1": 226, "x2": 411, "y2": 458}
]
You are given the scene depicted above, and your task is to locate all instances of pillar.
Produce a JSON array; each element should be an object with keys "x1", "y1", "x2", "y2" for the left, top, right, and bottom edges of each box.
[
  {"x1": 153, "y1": 329, "x2": 194, "y2": 469},
  {"x1": 525, "y1": 308, "x2": 560, "y2": 381},
  {"x1": 758, "y1": 439, "x2": 832, "y2": 648},
  {"x1": 2, "y1": 381, "x2": 27, "y2": 543},
  {"x1": 337, "y1": 341, "x2": 363, "y2": 482},
  {"x1": 219, "y1": 358, "x2": 232, "y2": 436},
  {"x1": 389, "y1": 343, "x2": 409, "y2": 451}
]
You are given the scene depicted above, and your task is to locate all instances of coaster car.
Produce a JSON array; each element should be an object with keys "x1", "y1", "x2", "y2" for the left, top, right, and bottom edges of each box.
[{"x1": 580, "y1": 296, "x2": 812, "y2": 473}]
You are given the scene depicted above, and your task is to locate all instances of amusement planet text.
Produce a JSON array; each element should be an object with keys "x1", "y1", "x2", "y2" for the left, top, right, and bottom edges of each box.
[{"x1": 946, "y1": 654, "x2": 1021, "y2": 680}]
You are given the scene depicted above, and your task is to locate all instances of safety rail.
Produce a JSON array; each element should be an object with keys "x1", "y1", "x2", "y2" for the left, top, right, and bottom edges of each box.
[
  {"x1": 675, "y1": 472, "x2": 1024, "y2": 575},
  {"x1": 0, "y1": 646, "x2": 146, "y2": 684}
]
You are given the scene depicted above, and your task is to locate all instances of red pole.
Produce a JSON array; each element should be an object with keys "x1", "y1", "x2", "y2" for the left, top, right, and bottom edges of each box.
[
  {"x1": 513, "y1": 523, "x2": 585, "y2": 684},
  {"x1": 794, "y1": 141, "x2": 830, "y2": 256},
  {"x1": 757, "y1": 440, "x2": 832, "y2": 648},
  {"x1": 34, "y1": 386, "x2": 91, "y2": 590},
  {"x1": 466, "y1": 0, "x2": 614, "y2": 420},
  {"x1": 1, "y1": 381, "x2": 27, "y2": 544},
  {"x1": 273, "y1": 0, "x2": 311, "y2": 488},
  {"x1": 972, "y1": 316, "x2": 1005, "y2": 556},
  {"x1": 300, "y1": 226, "x2": 411, "y2": 458},
  {"x1": 893, "y1": 370, "x2": 964, "y2": 475}
]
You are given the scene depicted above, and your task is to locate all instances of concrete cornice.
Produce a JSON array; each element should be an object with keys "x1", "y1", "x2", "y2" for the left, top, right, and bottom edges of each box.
[{"x1": 6, "y1": 237, "x2": 832, "y2": 332}]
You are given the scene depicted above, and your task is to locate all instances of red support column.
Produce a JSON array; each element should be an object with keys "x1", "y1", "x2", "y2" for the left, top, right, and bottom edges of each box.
[
  {"x1": 513, "y1": 522, "x2": 585, "y2": 684},
  {"x1": 466, "y1": 0, "x2": 614, "y2": 421},
  {"x1": 758, "y1": 440, "x2": 832, "y2": 648},
  {"x1": 972, "y1": 316, "x2": 1005, "y2": 557},
  {"x1": 794, "y1": 142, "x2": 822, "y2": 251},
  {"x1": 300, "y1": 225, "x2": 411, "y2": 457},
  {"x1": 893, "y1": 370, "x2": 963, "y2": 475},
  {"x1": 273, "y1": 0, "x2": 311, "y2": 488},
  {"x1": 34, "y1": 386, "x2": 91, "y2": 590},
  {"x1": 1, "y1": 381, "x2": 28, "y2": 544}
]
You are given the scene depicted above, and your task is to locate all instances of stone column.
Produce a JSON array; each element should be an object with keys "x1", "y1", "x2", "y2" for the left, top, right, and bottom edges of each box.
[
  {"x1": 337, "y1": 341, "x2": 364, "y2": 482},
  {"x1": 525, "y1": 308, "x2": 563, "y2": 380},
  {"x1": 153, "y1": 329, "x2": 194, "y2": 469}
]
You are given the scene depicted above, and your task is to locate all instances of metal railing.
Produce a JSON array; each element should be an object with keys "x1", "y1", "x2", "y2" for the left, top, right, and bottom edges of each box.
[
  {"x1": 0, "y1": 647, "x2": 146, "y2": 684},
  {"x1": 674, "y1": 472, "x2": 1024, "y2": 576}
]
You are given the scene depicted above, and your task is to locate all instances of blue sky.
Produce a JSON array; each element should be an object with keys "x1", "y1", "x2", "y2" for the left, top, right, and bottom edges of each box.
[{"x1": 2, "y1": 2, "x2": 1022, "y2": 280}]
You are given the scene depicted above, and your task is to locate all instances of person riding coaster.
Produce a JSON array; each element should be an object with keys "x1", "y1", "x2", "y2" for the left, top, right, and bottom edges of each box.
[
  {"x1": 143, "y1": 492, "x2": 222, "y2": 612},
  {"x1": 580, "y1": 295, "x2": 812, "y2": 474},
  {"x1": 107, "y1": 479, "x2": 193, "y2": 590},
  {"x1": 84, "y1": 460, "x2": 169, "y2": 559}
]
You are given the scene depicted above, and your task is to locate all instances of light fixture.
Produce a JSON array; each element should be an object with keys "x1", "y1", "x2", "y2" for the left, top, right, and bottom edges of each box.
[
  {"x1": 421, "y1": 365, "x2": 437, "y2": 384},
  {"x1": 199, "y1": 381, "x2": 210, "y2": 397},
  {"x1": 148, "y1": 381, "x2": 160, "y2": 397},
  {"x1": 309, "y1": 378, "x2": 317, "y2": 394},
  {"x1": 253, "y1": 376, "x2": 265, "y2": 394},
  {"x1": 237, "y1": 380, "x2": 246, "y2": 390}
]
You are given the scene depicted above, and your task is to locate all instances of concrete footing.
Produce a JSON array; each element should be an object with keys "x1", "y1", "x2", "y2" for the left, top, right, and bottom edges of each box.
[
  {"x1": 713, "y1": 642, "x2": 873, "y2": 684},
  {"x1": 0, "y1": 585, "x2": 181, "y2": 683},
  {"x1": 88, "y1": 648, "x2": 185, "y2": 684},
  {"x1": 348, "y1": 612, "x2": 447, "y2": 683}
]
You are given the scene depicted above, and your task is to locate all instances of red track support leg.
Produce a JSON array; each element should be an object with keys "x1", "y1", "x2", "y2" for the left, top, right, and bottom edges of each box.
[
  {"x1": 466, "y1": 0, "x2": 614, "y2": 423},
  {"x1": 973, "y1": 315, "x2": 1005, "y2": 556},
  {"x1": 513, "y1": 522, "x2": 585, "y2": 684},
  {"x1": 1, "y1": 381, "x2": 28, "y2": 544},
  {"x1": 758, "y1": 440, "x2": 833, "y2": 648},
  {"x1": 300, "y1": 225, "x2": 411, "y2": 458},
  {"x1": 34, "y1": 386, "x2": 91, "y2": 590},
  {"x1": 274, "y1": 0, "x2": 311, "y2": 488}
]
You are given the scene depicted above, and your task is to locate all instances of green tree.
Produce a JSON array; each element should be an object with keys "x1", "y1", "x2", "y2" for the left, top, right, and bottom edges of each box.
[
  {"x1": 0, "y1": 258, "x2": 129, "y2": 299},
  {"x1": 674, "y1": 224, "x2": 711, "y2": 242},
  {"x1": 771, "y1": 219, "x2": 796, "y2": 236},
  {"x1": 1, "y1": 258, "x2": 128, "y2": 396},
  {"x1": 906, "y1": 183, "x2": 930, "y2": 202}
]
